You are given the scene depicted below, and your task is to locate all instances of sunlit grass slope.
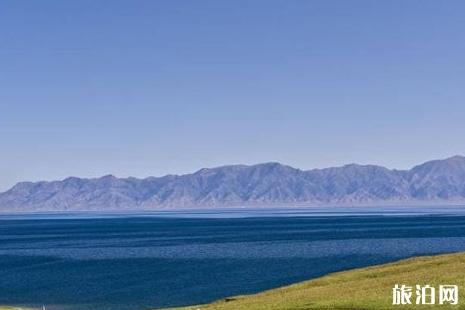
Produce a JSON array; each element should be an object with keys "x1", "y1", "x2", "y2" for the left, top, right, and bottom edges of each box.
[{"x1": 169, "y1": 252, "x2": 465, "y2": 310}]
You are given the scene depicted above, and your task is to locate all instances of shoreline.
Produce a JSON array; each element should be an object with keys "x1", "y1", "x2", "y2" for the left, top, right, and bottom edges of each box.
[
  {"x1": 168, "y1": 252, "x2": 465, "y2": 310},
  {"x1": 2, "y1": 205, "x2": 465, "y2": 220}
]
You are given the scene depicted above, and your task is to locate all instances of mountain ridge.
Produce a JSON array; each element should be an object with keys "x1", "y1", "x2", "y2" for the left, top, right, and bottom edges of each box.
[{"x1": 2, "y1": 156, "x2": 465, "y2": 211}]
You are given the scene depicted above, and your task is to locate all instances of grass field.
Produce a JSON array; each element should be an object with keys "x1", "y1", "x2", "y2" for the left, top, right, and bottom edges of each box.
[{"x1": 169, "y1": 252, "x2": 465, "y2": 310}]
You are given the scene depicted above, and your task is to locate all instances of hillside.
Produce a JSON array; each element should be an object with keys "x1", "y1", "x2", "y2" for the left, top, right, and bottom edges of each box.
[
  {"x1": 169, "y1": 252, "x2": 465, "y2": 310},
  {"x1": 1, "y1": 156, "x2": 465, "y2": 211}
]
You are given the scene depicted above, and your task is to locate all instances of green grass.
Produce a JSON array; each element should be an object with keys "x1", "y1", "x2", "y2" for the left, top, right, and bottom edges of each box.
[{"x1": 168, "y1": 252, "x2": 465, "y2": 310}]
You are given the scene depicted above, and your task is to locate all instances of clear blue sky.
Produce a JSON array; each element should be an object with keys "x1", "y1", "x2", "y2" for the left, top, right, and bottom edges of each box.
[{"x1": 1, "y1": 0, "x2": 465, "y2": 191}]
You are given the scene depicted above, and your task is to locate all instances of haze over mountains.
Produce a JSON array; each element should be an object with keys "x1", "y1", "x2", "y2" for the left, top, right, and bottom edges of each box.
[{"x1": 1, "y1": 156, "x2": 465, "y2": 211}]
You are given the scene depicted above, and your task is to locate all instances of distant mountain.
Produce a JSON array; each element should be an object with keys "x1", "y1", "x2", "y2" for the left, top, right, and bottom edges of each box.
[{"x1": 2, "y1": 156, "x2": 465, "y2": 211}]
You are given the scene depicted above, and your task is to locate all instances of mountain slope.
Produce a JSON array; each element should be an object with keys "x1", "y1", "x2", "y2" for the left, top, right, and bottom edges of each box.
[{"x1": 1, "y1": 156, "x2": 465, "y2": 211}]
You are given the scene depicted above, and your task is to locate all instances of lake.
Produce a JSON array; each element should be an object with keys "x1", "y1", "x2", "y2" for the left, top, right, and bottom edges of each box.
[{"x1": 1, "y1": 207, "x2": 465, "y2": 310}]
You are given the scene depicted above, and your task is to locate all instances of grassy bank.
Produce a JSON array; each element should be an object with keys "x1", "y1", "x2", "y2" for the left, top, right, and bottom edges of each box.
[{"x1": 169, "y1": 252, "x2": 465, "y2": 310}]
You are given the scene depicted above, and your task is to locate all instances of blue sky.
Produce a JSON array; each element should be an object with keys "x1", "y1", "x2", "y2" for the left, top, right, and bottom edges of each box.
[{"x1": 1, "y1": 0, "x2": 465, "y2": 191}]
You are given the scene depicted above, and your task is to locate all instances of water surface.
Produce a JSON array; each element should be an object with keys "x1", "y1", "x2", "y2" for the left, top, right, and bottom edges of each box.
[{"x1": 1, "y1": 208, "x2": 465, "y2": 309}]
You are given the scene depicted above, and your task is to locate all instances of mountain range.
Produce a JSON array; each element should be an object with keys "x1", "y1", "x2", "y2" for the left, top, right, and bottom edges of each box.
[{"x1": 2, "y1": 156, "x2": 465, "y2": 211}]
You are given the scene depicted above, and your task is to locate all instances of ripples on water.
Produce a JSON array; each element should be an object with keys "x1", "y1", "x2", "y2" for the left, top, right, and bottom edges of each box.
[{"x1": 1, "y1": 207, "x2": 465, "y2": 310}]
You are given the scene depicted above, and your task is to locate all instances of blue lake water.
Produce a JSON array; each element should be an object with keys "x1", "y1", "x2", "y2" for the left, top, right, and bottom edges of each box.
[{"x1": 1, "y1": 207, "x2": 465, "y2": 310}]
